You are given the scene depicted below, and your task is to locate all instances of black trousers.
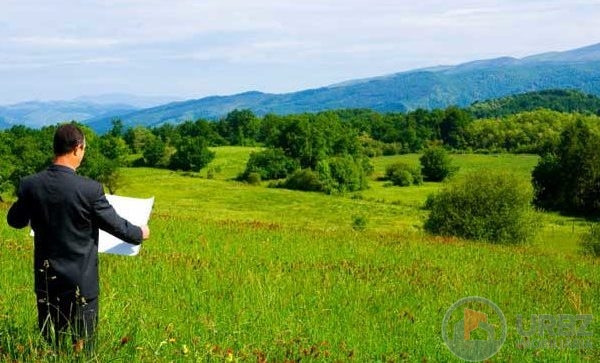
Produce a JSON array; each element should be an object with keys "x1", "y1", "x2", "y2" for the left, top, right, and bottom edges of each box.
[{"x1": 36, "y1": 290, "x2": 98, "y2": 353}]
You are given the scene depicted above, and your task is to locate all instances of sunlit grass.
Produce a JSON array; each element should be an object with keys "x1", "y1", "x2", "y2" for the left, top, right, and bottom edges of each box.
[{"x1": 1, "y1": 148, "x2": 598, "y2": 362}]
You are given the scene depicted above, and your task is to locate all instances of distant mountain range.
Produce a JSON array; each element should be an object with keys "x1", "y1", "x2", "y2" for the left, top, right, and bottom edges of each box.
[
  {"x1": 2, "y1": 42, "x2": 600, "y2": 132},
  {"x1": 0, "y1": 93, "x2": 180, "y2": 130}
]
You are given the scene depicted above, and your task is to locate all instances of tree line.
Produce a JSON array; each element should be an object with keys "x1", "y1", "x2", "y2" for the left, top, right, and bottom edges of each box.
[{"x1": 1, "y1": 105, "x2": 600, "y2": 217}]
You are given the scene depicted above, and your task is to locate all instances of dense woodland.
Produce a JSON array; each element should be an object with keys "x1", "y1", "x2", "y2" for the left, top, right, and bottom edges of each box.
[{"x1": 1, "y1": 90, "x2": 600, "y2": 217}]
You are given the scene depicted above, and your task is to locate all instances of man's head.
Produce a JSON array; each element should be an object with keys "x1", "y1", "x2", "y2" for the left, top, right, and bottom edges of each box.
[
  {"x1": 54, "y1": 124, "x2": 86, "y2": 156},
  {"x1": 53, "y1": 124, "x2": 86, "y2": 169}
]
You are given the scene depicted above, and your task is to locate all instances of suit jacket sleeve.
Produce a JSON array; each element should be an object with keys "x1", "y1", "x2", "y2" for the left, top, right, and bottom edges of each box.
[
  {"x1": 7, "y1": 182, "x2": 31, "y2": 229},
  {"x1": 92, "y1": 184, "x2": 143, "y2": 245}
]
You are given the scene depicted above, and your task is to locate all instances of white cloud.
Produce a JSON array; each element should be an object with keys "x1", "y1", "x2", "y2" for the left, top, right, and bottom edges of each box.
[{"x1": 0, "y1": 0, "x2": 599, "y2": 103}]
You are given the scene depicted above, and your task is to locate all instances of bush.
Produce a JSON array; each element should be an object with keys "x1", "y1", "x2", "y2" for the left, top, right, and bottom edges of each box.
[
  {"x1": 281, "y1": 169, "x2": 323, "y2": 192},
  {"x1": 580, "y1": 223, "x2": 600, "y2": 257},
  {"x1": 245, "y1": 172, "x2": 261, "y2": 185},
  {"x1": 352, "y1": 215, "x2": 368, "y2": 231},
  {"x1": 424, "y1": 170, "x2": 539, "y2": 244},
  {"x1": 420, "y1": 146, "x2": 458, "y2": 182},
  {"x1": 316, "y1": 156, "x2": 370, "y2": 194},
  {"x1": 241, "y1": 148, "x2": 299, "y2": 180},
  {"x1": 385, "y1": 162, "x2": 423, "y2": 186}
]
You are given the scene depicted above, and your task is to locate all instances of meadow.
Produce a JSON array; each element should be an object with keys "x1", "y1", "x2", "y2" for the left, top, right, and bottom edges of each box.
[{"x1": 0, "y1": 147, "x2": 598, "y2": 362}]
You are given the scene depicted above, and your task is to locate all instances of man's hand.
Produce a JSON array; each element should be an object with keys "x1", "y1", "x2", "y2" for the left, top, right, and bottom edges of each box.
[{"x1": 140, "y1": 225, "x2": 150, "y2": 239}]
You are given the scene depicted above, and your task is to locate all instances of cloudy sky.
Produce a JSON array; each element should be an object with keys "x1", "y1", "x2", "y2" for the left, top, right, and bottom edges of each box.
[{"x1": 1, "y1": 0, "x2": 599, "y2": 105}]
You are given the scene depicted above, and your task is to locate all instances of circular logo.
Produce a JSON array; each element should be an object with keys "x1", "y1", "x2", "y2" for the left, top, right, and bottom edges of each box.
[{"x1": 442, "y1": 296, "x2": 507, "y2": 361}]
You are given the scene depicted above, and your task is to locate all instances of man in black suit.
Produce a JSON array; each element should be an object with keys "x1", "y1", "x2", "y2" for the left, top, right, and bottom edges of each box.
[{"x1": 6, "y1": 123, "x2": 150, "y2": 353}]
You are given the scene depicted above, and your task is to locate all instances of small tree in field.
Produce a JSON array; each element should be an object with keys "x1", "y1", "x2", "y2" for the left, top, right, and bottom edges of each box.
[
  {"x1": 424, "y1": 170, "x2": 539, "y2": 244},
  {"x1": 169, "y1": 136, "x2": 215, "y2": 172},
  {"x1": 420, "y1": 146, "x2": 458, "y2": 182}
]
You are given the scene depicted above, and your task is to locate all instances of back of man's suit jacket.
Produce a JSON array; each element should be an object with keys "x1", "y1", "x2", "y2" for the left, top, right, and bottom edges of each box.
[{"x1": 7, "y1": 164, "x2": 143, "y2": 298}]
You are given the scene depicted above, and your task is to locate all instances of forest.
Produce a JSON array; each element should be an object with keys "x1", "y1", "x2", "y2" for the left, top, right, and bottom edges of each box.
[{"x1": 1, "y1": 89, "x2": 600, "y2": 217}]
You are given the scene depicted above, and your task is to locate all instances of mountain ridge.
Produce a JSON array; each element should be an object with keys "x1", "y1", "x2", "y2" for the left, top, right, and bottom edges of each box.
[{"x1": 3, "y1": 42, "x2": 600, "y2": 132}]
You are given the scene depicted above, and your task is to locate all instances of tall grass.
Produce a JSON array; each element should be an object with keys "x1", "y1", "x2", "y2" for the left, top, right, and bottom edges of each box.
[{"x1": 1, "y1": 149, "x2": 598, "y2": 362}]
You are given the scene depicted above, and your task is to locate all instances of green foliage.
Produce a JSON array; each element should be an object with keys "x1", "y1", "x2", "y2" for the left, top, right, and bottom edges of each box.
[
  {"x1": 142, "y1": 137, "x2": 170, "y2": 168},
  {"x1": 217, "y1": 109, "x2": 261, "y2": 146},
  {"x1": 281, "y1": 168, "x2": 323, "y2": 192},
  {"x1": 424, "y1": 170, "x2": 539, "y2": 244},
  {"x1": 579, "y1": 223, "x2": 600, "y2": 257},
  {"x1": 532, "y1": 120, "x2": 600, "y2": 216},
  {"x1": 77, "y1": 127, "x2": 124, "y2": 193},
  {"x1": 464, "y1": 110, "x2": 584, "y2": 154},
  {"x1": 169, "y1": 136, "x2": 215, "y2": 172},
  {"x1": 266, "y1": 112, "x2": 361, "y2": 169},
  {"x1": 123, "y1": 126, "x2": 155, "y2": 154},
  {"x1": 385, "y1": 162, "x2": 423, "y2": 186},
  {"x1": 531, "y1": 153, "x2": 562, "y2": 210},
  {"x1": 98, "y1": 134, "x2": 130, "y2": 166},
  {"x1": 245, "y1": 172, "x2": 261, "y2": 185},
  {"x1": 351, "y1": 214, "x2": 368, "y2": 231},
  {"x1": 439, "y1": 106, "x2": 472, "y2": 148},
  {"x1": 173, "y1": 119, "x2": 226, "y2": 146},
  {"x1": 419, "y1": 146, "x2": 457, "y2": 182},
  {"x1": 316, "y1": 156, "x2": 370, "y2": 194},
  {"x1": 241, "y1": 148, "x2": 299, "y2": 181},
  {"x1": 469, "y1": 89, "x2": 600, "y2": 119}
]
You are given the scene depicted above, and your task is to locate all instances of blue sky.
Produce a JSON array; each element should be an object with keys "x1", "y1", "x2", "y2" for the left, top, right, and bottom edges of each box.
[{"x1": 1, "y1": 0, "x2": 599, "y2": 105}]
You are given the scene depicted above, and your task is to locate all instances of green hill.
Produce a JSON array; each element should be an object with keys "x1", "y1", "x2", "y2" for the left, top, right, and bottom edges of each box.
[
  {"x1": 469, "y1": 89, "x2": 600, "y2": 118},
  {"x1": 86, "y1": 43, "x2": 600, "y2": 132}
]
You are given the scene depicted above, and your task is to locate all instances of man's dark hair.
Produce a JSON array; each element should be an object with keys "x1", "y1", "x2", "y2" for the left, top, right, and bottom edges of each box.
[{"x1": 54, "y1": 124, "x2": 85, "y2": 156}]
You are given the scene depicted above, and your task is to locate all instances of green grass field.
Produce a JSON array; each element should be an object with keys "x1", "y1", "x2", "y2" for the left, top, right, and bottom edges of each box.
[{"x1": 1, "y1": 147, "x2": 598, "y2": 362}]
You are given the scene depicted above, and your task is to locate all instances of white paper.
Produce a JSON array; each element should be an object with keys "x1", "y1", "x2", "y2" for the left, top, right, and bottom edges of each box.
[{"x1": 98, "y1": 194, "x2": 154, "y2": 256}]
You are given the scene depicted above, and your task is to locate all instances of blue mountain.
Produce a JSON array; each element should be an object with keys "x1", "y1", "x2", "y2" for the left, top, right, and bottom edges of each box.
[{"x1": 4, "y1": 42, "x2": 600, "y2": 132}]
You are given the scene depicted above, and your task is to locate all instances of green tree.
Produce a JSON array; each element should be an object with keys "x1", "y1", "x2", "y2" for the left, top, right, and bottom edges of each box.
[
  {"x1": 143, "y1": 137, "x2": 169, "y2": 167},
  {"x1": 99, "y1": 135, "x2": 129, "y2": 166},
  {"x1": 217, "y1": 109, "x2": 261, "y2": 145},
  {"x1": 419, "y1": 146, "x2": 458, "y2": 182},
  {"x1": 169, "y1": 136, "x2": 215, "y2": 172},
  {"x1": 532, "y1": 119, "x2": 600, "y2": 215},
  {"x1": 440, "y1": 106, "x2": 471, "y2": 148}
]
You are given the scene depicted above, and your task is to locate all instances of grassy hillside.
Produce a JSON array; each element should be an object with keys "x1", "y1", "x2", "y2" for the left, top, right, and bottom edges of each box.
[{"x1": 1, "y1": 148, "x2": 598, "y2": 362}]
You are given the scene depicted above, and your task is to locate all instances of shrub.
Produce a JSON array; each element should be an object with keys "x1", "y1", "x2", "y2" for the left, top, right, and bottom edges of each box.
[
  {"x1": 352, "y1": 215, "x2": 368, "y2": 231},
  {"x1": 281, "y1": 169, "x2": 323, "y2": 192},
  {"x1": 385, "y1": 162, "x2": 423, "y2": 186},
  {"x1": 579, "y1": 223, "x2": 600, "y2": 257},
  {"x1": 424, "y1": 170, "x2": 539, "y2": 244},
  {"x1": 316, "y1": 156, "x2": 370, "y2": 194},
  {"x1": 245, "y1": 172, "x2": 261, "y2": 185},
  {"x1": 420, "y1": 146, "x2": 458, "y2": 182},
  {"x1": 241, "y1": 148, "x2": 299, "y2": 180}
]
